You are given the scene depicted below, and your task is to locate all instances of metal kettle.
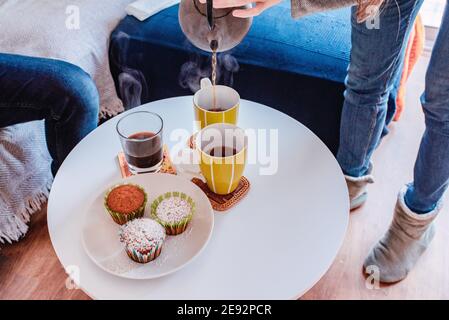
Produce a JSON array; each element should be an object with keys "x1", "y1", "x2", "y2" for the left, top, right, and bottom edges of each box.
[{"x1": 178, "y1": 0, "x2": 252, "y2": 52}]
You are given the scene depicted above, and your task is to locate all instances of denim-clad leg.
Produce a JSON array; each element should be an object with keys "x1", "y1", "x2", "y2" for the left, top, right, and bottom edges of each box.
[
  {"x1": 405, "y1": 2, "x2": 449, "y2": 213},
  {"x1": 0, "y1": 53, "x2": 99, "y2": 175},
  {"x1": 337, "y1": 0, "x2": 423, "y2": 178}
]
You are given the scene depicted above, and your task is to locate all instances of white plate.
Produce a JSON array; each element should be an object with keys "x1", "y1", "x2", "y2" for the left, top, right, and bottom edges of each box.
[{"x1": 81, "y1": 173, "x2": 214, "y2": 280}]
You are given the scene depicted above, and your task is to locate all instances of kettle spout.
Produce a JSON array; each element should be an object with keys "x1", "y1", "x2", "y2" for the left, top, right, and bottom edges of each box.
[
  {"x1": 207, "y1": 27, "x2": 220, "y2": 51},
  {"x1": 209, "y1": 39, "x2": 218, "y2": 51}
]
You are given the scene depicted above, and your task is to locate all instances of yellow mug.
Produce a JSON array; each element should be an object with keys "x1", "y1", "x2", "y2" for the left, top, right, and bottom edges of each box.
[
  {"x1": 196, "y1": 123, "x2": 248, "y2": 195},
  {"x1": 193, "y1": 78, "x2": 240, "y2": 129}
]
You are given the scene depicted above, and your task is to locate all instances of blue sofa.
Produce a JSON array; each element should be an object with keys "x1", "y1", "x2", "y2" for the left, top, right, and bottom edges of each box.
[{"x1": 110, "y1": 2, "x2": 400, "y2": 154}]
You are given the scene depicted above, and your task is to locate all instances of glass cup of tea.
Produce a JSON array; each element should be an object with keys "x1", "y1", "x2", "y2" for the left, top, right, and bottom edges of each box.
[
  {"x1": 193, "y1": 78, "x2": 240, "y2": 130},
  {"x1": 116, "y1": 111, "x2": 164, "y2": 174}
]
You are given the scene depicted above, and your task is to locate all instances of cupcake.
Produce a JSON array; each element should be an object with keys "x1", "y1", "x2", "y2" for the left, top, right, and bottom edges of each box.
[
  {"x1": 151, "y1": 192, "x2": 195, "y2": 235},
  {"x1": 104, "y1": 184, "x2": 147, "y2": 225},
  {"x1": 119, "y1": 218, "x2": 166, "y2": 263}
]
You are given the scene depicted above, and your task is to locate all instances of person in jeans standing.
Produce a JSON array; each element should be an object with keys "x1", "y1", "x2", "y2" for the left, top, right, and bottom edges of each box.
[
  {"x1": 209, "y1": 0, "x2": 449, "y2": 283},
  {"x1": 334, "y1": 0, "x2": 446, "y2": 283},
  {"x1": 0, "y1": 53, "x2": 99, "y2": 176}
]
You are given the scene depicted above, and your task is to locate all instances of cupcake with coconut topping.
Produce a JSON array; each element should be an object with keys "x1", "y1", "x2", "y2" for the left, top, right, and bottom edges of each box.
[
  {"x1": 151, "y1": 192, "x2": 195, "y2": 235},
  {"x1": 119, "y1": 218, "x2": 166, "y2": 263}
]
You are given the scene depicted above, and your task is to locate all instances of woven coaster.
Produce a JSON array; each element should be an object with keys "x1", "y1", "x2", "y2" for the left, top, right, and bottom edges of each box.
[
  {"x1": 118, "y1": 145, "x2": 177, "y2": 178},
  {"x1": 191, "y1": 176, "x2": 250, "y2": 211}
]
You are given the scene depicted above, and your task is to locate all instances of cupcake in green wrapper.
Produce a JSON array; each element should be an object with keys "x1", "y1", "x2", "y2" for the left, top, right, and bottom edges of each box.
[
  {"x1": 119, "y1": 218, "x2": 166, "y2": 263},
  {"x1": 151, "y1": 192, "x2": 195, "y2": 235},
  {"x1": 104, "y1": 183, "x2": 147, "y2": 225}
]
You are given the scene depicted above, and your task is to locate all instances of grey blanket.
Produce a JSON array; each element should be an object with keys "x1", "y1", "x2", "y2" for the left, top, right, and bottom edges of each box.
[
  {"x1": 0, "y1": 0, "x2": 132, "y2": 243},
  {"x1": 0, "y1": 122, "x2": 52, "y2": 243}
]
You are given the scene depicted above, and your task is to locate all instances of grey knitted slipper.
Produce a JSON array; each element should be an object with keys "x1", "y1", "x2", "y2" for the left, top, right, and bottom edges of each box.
[{"x1": 363, "y1": 186, "x2": 441, "y2": 283}]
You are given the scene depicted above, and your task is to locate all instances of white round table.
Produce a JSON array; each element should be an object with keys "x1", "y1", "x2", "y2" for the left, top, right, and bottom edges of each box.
[{"x1": 48, "y1": 96, "x2": 349, "y2": 300}]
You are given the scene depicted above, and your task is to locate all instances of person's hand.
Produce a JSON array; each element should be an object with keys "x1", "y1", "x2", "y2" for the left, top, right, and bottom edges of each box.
[{"x1": 199, "y1": 0, "x2": 282, "y2": 18}]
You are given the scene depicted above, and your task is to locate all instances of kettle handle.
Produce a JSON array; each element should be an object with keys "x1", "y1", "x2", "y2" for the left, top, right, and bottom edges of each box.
[{"x1": 206, "y1": 0, "x2": 214, "y2": 30}]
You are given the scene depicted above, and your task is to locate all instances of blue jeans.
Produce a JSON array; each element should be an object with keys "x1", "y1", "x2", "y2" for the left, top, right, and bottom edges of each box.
[
  {"x1": 0, "y1": 53, "x2": 99, "y2": 176},
  {"x1": 338, "y1": 0, "x2": 449, "y2": 213}
]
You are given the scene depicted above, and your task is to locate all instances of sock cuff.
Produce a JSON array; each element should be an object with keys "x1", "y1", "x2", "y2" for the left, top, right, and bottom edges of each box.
[
  {"x1": 398, "y1": 186, "x2": 442, "y2": 220},
  {"x1": 344, "y1": 162, "x2": 374, "y2": 183},
  {"x1": 344, "y1": 174, "x2": 374, "y2": 184}
]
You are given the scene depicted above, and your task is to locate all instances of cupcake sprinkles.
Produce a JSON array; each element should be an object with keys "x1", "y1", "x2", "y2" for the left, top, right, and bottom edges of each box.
[
  {"x1": 119, "y1": 218, "x2": 166, "y2": 263},
  {"x1": 156, "y1": 197, "x2": 192, "y2": 224},
  {"x1": 151, "y1": 192, "x2": 195, "y2": 235}
]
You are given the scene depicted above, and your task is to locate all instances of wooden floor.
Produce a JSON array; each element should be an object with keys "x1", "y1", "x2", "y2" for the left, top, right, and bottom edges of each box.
[
  {"x1": 0, "y1": 206, "x2": 89, "y2": 300},
  {"x1": 1, "y1": 55, "x2": 448, "y2": 300}
]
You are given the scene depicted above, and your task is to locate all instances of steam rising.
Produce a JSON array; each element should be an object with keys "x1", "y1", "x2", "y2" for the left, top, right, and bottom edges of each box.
[
  {"x1": 179, "y1": 60, "x2": 211, "y2": 92},
  {"x1": 221, "y1": 53, "x2": 240, "y2": 87},
  {"x1": 118, "y1": 69, "x2": 146, "y2": 109},
  {"x1": 112, "y1": 31, "x2": 241, "y2": 106},
  {"x1": 179, "y1": 52, "x2": 240, "y2": 92},
  {"x1": 111, "y1": 31, "x2": 148, "y2": 109}
]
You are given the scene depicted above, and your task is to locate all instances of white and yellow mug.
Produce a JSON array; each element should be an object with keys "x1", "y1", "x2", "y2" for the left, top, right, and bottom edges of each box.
[
  {"x1": 195, "y1": 123, "x2": 247, "y2": 195},
  {"x1": 193, "y1": 78, "x2": 240, "y2": 130}
]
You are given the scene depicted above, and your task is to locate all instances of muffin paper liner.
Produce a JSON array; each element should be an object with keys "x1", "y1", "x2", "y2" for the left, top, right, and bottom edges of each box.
[
  {"x1": 125, "y1": 243, "x2": 163, "y2": 264},
  {"x1": 151, "y1": 192, "x2": 195, "y2": 235},
  {"x1": 104, "y1": 183, "x2": 148, "y2": 225}
]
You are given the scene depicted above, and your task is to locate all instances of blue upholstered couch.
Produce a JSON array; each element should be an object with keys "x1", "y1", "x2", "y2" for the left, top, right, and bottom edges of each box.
[{"x1": 110, "y1": 2, "x2": 400, "y2": 154}]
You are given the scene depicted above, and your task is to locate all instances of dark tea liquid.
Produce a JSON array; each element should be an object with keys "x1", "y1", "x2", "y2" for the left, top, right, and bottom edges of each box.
[
  {"x1": 212, "y1": 48, "x2": 218, "y2": 110},
  {"x1": 208, "y1": 146, "x2": 237, "y2": 157},
  {"x1": 208, "y1": 108, "x2": 227, "y2": 112},
  {"x1": 125, "y1": 131, "x2": 163, "y2": 169},
  {"x1": 129, "y1": 132, "x2": 155, "y2": 140}
]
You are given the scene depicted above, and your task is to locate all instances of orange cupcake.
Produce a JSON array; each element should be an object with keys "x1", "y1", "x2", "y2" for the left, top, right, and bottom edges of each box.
[{"x1": 104, "y1": 184, "x2": 147, "y2": 225}]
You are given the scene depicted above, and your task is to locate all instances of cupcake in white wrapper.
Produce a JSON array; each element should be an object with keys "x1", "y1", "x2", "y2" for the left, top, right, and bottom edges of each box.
[
  {"x1": 151, "y1": 192, "x2": 195, "y2": 235},
  {"x1": 119, "y1": 218, "x2": 166, "y2": 263}
]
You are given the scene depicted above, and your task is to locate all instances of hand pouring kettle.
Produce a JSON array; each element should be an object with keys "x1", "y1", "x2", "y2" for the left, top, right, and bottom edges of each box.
[{"x1": 179, "y1": 0, "x2": 253, "y2": 52}]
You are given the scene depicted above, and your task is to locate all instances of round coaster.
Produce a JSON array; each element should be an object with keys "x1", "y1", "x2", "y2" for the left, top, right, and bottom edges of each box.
[{"x1": 191, "y1": 177, "x2": 250, "y2": 212}]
